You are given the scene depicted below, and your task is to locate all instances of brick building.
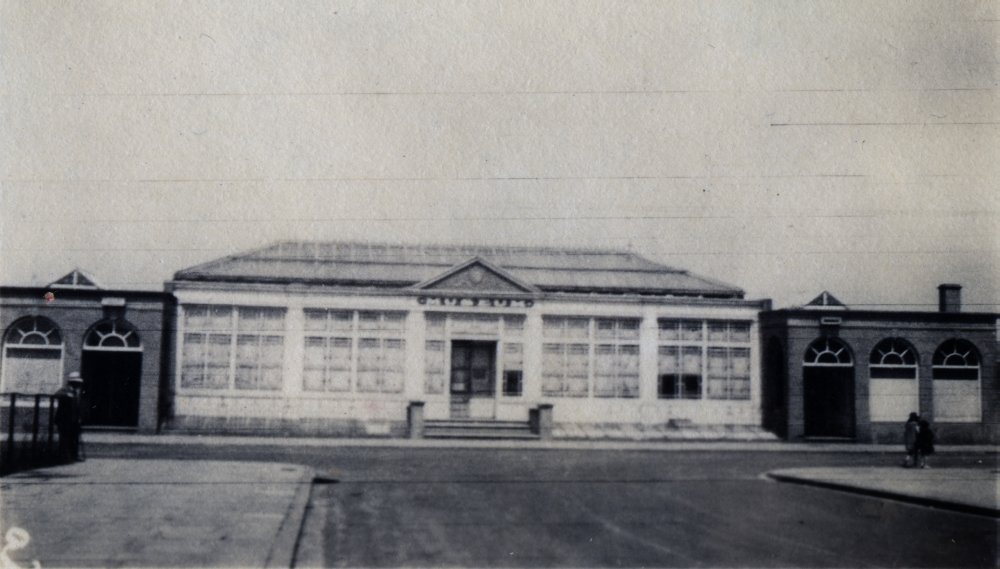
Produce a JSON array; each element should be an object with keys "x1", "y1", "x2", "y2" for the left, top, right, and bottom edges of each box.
[
  {"x1": 3, "y1": 257, "x2": 997, "y2": 444},
  {"x1": 760, "y1": 286, "x2": 999, "y2": 444},
  {"x1": 0, "y1": 270, "x2": 173, "y2": 433}
]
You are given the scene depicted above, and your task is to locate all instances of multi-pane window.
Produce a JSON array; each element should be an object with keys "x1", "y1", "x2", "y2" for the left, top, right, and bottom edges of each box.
[
  {"x1": 544, "y1": 317, "x2": 590, "y2": 340},
  {"x1": 658, "y1": 319, "x2": 753, "y2": 400},
  {"x1": 302, "y1": 310, "x2": 352, "y2": 392},
  {"x1": 84, "y1": 320, "x2": 142, "y2": 350},
  {"x1": 503, "y1": 316, "x2": 525, "y2": 337},
  {"x1": 303, "y1": 337, "x2": 352, "y2": 392},
  {"x1": 181, "y1": 305, "x2": 285, "y2": 391},
  {"x1": 803, "y1": 337, "x2": 853, "y2": 366},
  {"x1": 707, "y1": 347, "x2": 751, "y2": 400},
  {"x1": 542, "y1": 317, "x2": 591, "y2": 396},
  {"x1": 658, "y1": 346, "x2": 702, "y2": 399},
  {"x1": 303, "y1": 309, "x2": 406, "y2": 394},
  {"x1": 425, "y1": 340, "x2": 446, "y2": 394},
  {"x1": 932, "y1": 339, "x2": 980, "y2": 380},
  {"x1": 426, "y1": 313, "x2": 446, "y2": 338},
  {"x1": 2, "y1": 316, "x2": 64, "y2": 394},
  {"x1": 658, "y1": 319, "x2": 704, "y2": 342},
  {"x1": 542, "y1": 317, "x2": 640, "y2": 398},
  {"x1": 869, "y1": 338, "x2": 919, "y2": 421},
  {"x1": 503, "y1": 343, "x2": 523, "y2": 396},
  {"x1": 235, "y1": 308, "x2": 285, "y2": 390},
  {"x1": 542, "y1": 342, "x2": 590, "y2": 397},
  {"x1": 593, "y1": 319, "x2": 640, "y2": 397},
  {"x1": 932, "y1": 338, "x2": 981, "y2": 423},
  {"x1": 358, "y1": 338, "x2": 405, "y2": 393},
  {"x1": 708, "y1": 321, "x2": 751, "y2": 343},
  {"x1": 870, "y1": 339, "x2": 918, "y2": 378},
  {"x1": 450, "y1": 314, "x2": 500, "y2": 336},
  {"x1": 594, "y1": 344, "x2": 640, "y2": 397}
]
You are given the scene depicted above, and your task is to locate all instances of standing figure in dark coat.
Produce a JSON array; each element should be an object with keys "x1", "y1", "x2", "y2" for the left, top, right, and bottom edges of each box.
[
  {"x1": 53, "y1": 371, "x2": 84, "y2": 462},
  {"x1": 902, "y1": 412, "x2": 920, "y2": 468},
  {"x1": 916, "y1": 418, "x2": 935, "y2": 469}
]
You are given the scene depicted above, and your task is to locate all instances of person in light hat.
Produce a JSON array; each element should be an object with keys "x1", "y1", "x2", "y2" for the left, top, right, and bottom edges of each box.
[{"x1": 54, "y1": 371, "x2": 84, "y2": 462}]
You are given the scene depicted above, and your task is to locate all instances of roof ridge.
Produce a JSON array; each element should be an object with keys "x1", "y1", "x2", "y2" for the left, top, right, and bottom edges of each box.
[
  {"x1": 259, "y1": 239, "x2": 641, "y2": 257},
  {"x1": 172, "y1": 240, "x2": 746, "y2": 297}
]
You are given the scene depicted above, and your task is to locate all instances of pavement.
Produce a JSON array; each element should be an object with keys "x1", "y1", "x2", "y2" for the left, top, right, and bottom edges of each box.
[
  {"x1": 79, "y1": 431, "x2": 1000, "y2": 453},
  {"x1": 768, "y1": 465, "x2": 1000, "y2": 519},
  {"x1": 0, "y1": 434, "x2": 995, "y2": 568},
  {"x1": 0, "y1": 459, "x2": 313, "y2": 568}
]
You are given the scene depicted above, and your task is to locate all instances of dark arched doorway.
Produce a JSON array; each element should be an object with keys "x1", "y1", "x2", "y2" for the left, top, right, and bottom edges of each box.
[
  {"x1": 802, "y1": 337, "x2": 855, "y2": 438},
  {"x1": 80, "y1": 319, "x2": 143, "y2": 427}
]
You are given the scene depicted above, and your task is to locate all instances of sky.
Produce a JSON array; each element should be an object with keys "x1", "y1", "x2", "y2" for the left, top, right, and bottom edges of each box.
[{"x1": 1, "y1": 0, "x2": 997, "y2": 310}]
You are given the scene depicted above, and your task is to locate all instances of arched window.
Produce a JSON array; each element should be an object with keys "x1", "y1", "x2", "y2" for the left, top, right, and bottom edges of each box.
[
  {"x1": 84, "y1": 320, "x2": 142, "y2": 351},
  {"x1": 932, "y1": 339, "x2": 981, "y2": 423},
  {"x1": 802, "y1": 336, "x2": 855, "y2": 438},
  {"x1": 804, "y1": 337, "x2": 853, "y2": 366},
  {"x1": 2, "y1": 316, "x2": 65, "y2": 393},
  {"x1": 869, "y1": 338, "x2": 919, "y2": 421},
  {"x1": 932, "y1": 339, "x2": 980, "y2": 380},
  {"x1": 869, "y1": 338, "x2": 918, "y2": 379}
]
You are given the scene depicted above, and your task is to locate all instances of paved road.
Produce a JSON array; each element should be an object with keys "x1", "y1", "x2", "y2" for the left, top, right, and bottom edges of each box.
[{"x1": 89, "y1": 443, "x2": 998, "y2": 568}]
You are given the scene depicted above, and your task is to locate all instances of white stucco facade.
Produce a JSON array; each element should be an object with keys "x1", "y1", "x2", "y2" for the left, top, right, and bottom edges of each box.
[{"x1": 168, "y1": 281, "x2": 766, "y2": 434}]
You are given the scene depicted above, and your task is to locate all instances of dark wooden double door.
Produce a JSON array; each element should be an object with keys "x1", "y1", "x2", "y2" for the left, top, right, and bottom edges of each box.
[
  {"x1": 80, "y1": 351, "x2": 142, "y2": 427},
  {"x1": 450, "y1": 341, "x2": 496, "y2": 418},
  {"x1": 803, "y1": 367, "x2": 855, "y2": 438}
]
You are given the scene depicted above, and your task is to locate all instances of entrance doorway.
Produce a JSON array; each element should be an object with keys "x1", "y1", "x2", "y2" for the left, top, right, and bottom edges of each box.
[
  {"x1": 450, "y1": 340, "x2": 496, "y2": 419},
  {"x1": 802, "y1": 337, "x2": 855, "y2": 438},
  {"x1": 80, "y1": 351, "x2": 142, "y2": 426},
  {"x1": 80, "y1": 320, "x2": 143, "y2": 427},
  {"x1": 803, "y1": 367, "x2": 855, "y2": 438}
]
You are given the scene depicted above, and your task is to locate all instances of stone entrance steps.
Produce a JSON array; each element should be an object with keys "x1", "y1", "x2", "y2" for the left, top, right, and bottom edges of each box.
[{"x1": 424, "y1": 419, "x2": 539, "y2": 440}]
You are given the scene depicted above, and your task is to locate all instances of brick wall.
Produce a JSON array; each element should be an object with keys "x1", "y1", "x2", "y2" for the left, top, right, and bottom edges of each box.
[
  {"x1": 761, "y1": 311, "x2": 998, "y2": 444},
  {"x1": 0, "y1": 289, "x2": 172, "y2": 433}
]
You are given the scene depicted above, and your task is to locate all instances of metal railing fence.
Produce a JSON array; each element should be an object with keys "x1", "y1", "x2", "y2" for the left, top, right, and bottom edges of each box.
[{"x1": 0, "y1": 393, "x2": 62, "y2": 476}]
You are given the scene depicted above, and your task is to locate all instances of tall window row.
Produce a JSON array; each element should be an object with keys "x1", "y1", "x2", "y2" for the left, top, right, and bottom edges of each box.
[
  {"x1": 657, "y1": 319, "x2": 752, "y2": 401},
  {"x1": 181, "y1": 305, "x2": 286, "y2": 391},
  {"x1": 542, "y1": 317, "x2": 640, "y2": 398},
  {"x1": 303, "y1": 310, "x2": 406, "y2": 394}
]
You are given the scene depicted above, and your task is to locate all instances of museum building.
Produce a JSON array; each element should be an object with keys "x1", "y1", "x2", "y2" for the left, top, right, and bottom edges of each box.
[
  {"x1": 761, "y1": 286, "x2": 999, "y2": 444},
  {"x1": 164, "y1": 241, "x2": 769, "y2": 436}
]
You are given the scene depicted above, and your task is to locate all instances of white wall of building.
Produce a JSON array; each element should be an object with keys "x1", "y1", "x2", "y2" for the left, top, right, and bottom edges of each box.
[{"x1": 170, "y1": 286, "x2": 764, "y2": 429}]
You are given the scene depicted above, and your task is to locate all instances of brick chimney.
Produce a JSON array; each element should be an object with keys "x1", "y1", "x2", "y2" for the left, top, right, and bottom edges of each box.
[{"x1": 938, "y1": 284, "x2": 962, "y2": 313}]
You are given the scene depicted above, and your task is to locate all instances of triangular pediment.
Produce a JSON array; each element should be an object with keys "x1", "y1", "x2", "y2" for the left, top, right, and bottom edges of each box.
[
  {"x1": 48, "y1": 269, "x2": 102, "y2": 290},
  {"x1": 414, "y1": 257, "x2": 537, "y2": 293},
  {"x1": 804, "y1": 290, "x2": 847, "y2": 310}
]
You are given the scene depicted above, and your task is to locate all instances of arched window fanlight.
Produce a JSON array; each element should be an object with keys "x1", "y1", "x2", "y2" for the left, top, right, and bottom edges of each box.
[
  {"x1": 2, "y1": 316, "x2": 65, "y2": 393},
  {"x1": 932, "y1": 339, "x2": 980, "y2": 380},
  {"x1": 4, "y1": 316, "x2": 63, "y2": 347},
  {"x1": 803, "y1": 337, "x2": 853, "y2": 366},
  {"x1": 84, "y1": 320, "x2": 142, "y2": 350},
  {"x1": 869, "y1": 338, "x2": 918, "y2": 379}
]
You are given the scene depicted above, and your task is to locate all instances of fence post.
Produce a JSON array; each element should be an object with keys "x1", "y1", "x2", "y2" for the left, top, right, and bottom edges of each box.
[
  {"x1": 31, "y1": 394, "x2": 41, "y2": 461},
  {"x1": 6, "y1": 393, "x2": 17, "y2": 469},
  {"x1": 48, "y1": 396, "x2": 56, "y2": 455}
]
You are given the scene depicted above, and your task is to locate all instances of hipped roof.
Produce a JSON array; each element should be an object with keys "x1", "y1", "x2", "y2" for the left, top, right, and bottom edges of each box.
[{"x1": 173, "y1": 241, "x2": 744, "y2": 298}]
